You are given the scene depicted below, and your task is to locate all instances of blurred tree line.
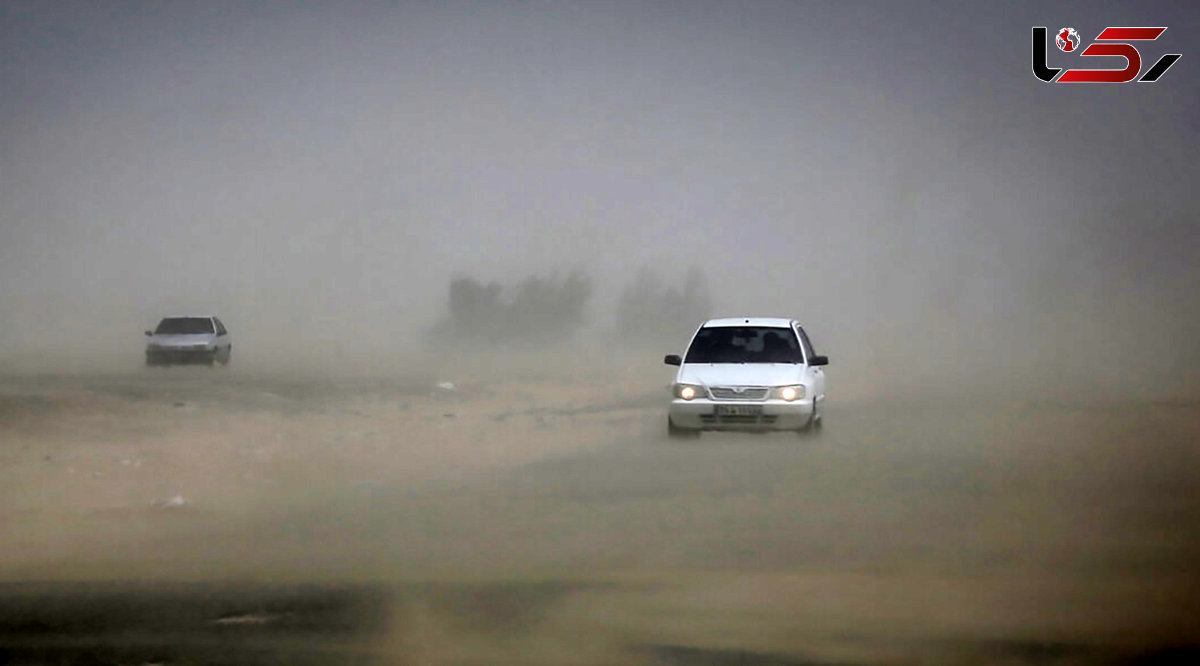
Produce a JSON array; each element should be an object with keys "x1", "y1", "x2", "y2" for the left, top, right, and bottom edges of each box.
[
  {"x1": 614, "y1": 266, "x2": 711, "y2": 347},
  {"x1": 432, "y1": 267, "x2": 711, "y2": 347},
  {"x1": 433, "y1": 271, "x2": 593, "y2": 347}
]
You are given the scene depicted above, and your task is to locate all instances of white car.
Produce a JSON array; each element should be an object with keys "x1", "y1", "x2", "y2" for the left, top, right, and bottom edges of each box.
[
  {"x1": 664, "y1": 318, "x2": 828, "y2": 437},
  {"x1": 144, "y1": 316, "x2": 232, "y2": 367}
]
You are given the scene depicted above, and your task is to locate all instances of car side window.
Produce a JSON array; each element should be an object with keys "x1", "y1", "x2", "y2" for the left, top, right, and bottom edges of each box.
[
  {"x1": 214, "y1": 318, "x2": 227, "y2": 336},
  {"x1": 795, "y1": 326, "x2": 815, "y2": 361}
]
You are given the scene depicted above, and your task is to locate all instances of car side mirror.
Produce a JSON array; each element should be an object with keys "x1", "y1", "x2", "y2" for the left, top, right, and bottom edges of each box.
[
  {"x1": 664, "y1": 354, "x2": 682, "y2": 366},
  {"x1": 809, "y1": 355, "x2": 828, "y2": 366},
  {"x1": 144, "y1": 331, "x2": 152, "y2": 337}
]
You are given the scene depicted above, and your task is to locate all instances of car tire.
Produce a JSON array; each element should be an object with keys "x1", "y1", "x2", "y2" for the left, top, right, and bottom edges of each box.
[
  {"x1": 797, "y1": 404, "x2": 821, "y2": 436},
  {"x1": 667, "y1": 417, "x2": 700, "y2": 439}
]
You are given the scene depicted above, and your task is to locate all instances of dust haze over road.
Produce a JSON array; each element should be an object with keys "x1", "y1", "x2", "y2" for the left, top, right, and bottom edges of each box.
[{"x1": 1, "y1": 1, "x2": 1199, "y2": 664}]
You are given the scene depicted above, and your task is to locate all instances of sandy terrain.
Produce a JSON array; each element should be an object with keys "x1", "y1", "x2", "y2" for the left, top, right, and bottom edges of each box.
[{"x1": 1, "y1": 367, "x2": 1198, "y2": 664}]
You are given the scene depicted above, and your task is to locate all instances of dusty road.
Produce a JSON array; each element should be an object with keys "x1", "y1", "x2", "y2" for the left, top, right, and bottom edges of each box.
[{"x1": 1, "y1": 368, "x2": 1198, "y2": 664}]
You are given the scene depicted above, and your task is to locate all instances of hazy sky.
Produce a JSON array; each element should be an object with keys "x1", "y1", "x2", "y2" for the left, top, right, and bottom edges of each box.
[{"x1": 1, "y1": 1, "x2": 1196, "y2": 384}]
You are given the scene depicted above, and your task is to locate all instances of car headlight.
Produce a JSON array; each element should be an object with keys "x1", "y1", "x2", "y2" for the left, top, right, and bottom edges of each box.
[
  {"x1": 774, "y1": 385, "x2": 805, "y2": 401},
  {"x1": 673, "y1": 383, "x2": 704, "y2": 400}
]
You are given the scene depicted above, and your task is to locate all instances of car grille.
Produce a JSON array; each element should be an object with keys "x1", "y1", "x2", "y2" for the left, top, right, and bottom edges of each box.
[{"x1": 709, "y1": 386, "x2": 769, "y2": 400}]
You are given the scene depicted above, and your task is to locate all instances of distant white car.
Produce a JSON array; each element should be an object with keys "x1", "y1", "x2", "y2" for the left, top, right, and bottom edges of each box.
[
  {"x1": 145, "y1": 316, "x2": 232, "y2": 367},
  {"x1": 664, "y1": 318, "x2": 827, "y2": 437}
]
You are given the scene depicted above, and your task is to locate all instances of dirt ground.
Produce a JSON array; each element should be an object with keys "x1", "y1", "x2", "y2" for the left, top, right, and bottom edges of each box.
[{"x1": 1, "y1": 366, "x2": 1198, "y2": 665}]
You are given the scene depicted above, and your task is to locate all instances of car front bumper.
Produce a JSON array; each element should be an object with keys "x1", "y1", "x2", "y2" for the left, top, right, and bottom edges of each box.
[
  {"x1": 146, "y1": 348, "x2": 217, "y2": 365},
  {"x1": 668, "y1": 398, "x2": 815, "y2": 431}
]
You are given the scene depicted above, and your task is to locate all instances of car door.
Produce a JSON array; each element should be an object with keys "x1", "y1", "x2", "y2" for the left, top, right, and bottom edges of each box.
[{"x1": 795, "y1": 324, "x2": 825, "y2": 403}]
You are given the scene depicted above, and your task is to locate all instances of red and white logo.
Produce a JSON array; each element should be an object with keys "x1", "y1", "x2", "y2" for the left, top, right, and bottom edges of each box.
[
  {"x1": 1056, "y1": 27, "x2": 1081, "y2": 52},
  {"x1": 1033, "y1": 26, "x2": 1182, "y2": 83}
]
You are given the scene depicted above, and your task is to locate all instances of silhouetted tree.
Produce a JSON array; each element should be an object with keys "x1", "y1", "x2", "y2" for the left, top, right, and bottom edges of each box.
[
  {"x1": 615, "y1": 266, "x2": 711, "y2": 346},
  {"x1": 433, "y1": 271, "x2": 593, "y2": 347}
]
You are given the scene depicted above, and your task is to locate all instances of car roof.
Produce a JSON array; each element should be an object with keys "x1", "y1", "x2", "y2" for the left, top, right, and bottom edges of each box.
[
  {"x1": 702, "y1": 317, "x2": 795, "y2": 328},
  {"x1": 161, "y1": 315, "x2": 217, "y2": 319}
]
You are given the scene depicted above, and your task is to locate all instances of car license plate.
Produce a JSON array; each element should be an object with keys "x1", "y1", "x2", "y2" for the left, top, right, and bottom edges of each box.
[{"x1": 716, "y1": 405, "x2": 762, "y2": 416}]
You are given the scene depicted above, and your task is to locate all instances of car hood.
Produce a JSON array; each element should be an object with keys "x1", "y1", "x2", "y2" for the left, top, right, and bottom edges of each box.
[
  {"x1": 678, "y1": 363, "x2": 805, "y2": 387},
  {"x1": 148, "y1": 333, "x2": 217, "y2": 347}
]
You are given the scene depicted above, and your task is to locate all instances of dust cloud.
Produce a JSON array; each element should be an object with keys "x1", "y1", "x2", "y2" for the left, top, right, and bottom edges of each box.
[{"x1": 1, "y1": 1, "x2": 1198, "y2": 664}]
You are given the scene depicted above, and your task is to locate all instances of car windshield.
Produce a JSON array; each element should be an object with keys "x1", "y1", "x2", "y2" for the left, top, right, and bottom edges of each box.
[
  {"x1": 684, "y1": 326, "x2": 803, "y2": 363},
  {"x1": 154, "y1": 318, "x2": 214, "y2": 335}
]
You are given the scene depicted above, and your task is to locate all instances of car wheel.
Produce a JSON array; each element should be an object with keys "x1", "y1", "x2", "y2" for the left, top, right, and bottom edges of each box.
[
  {"x1": 667, "y1": 417, "x2": 700, "y2": 439},
  {"x1": 797, "y1": 405, "x2": 821, "y2": 436}
]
